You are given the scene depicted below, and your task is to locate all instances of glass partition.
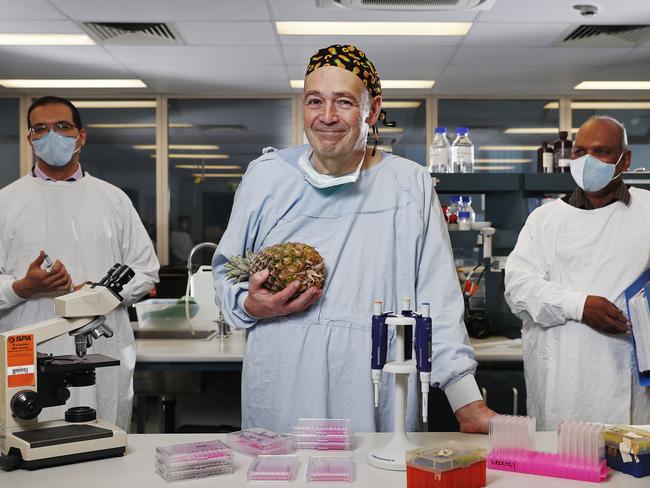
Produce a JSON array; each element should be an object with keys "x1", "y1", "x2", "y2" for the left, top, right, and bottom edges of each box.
[
  {"x1": 438, "y1": 99, "x2": 560, "y2": 173},
  {"x1": 0, "y1": 98, "x2": 20, "y2": 189},
  {"x1": 167, "y1": 98, "x2": 292, "y2": 266}
]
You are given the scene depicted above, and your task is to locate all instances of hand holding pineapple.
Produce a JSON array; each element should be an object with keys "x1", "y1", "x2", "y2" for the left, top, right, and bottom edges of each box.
[
  {"x1": 243, "y1": 268, "x2": 323, "y2": 319},
  {"x1": 225, "y1": 242, "x2": 326, "y2": 319}
]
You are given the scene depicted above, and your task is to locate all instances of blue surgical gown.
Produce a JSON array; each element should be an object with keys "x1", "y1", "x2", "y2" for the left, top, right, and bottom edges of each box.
[{"x1": 213, "y1": 145, "x2": 479, "y2": 433}]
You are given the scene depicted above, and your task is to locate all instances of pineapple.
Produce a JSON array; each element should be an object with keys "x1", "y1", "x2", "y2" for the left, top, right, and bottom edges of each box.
[{"x1": 225, "y1": 242, "x2": 326, "y2": 295}]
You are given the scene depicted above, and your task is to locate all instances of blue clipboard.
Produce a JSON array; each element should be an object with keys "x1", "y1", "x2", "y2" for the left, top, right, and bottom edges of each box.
[{"x1": 624, "y1": 268, "x2": 650, "y2": 386}]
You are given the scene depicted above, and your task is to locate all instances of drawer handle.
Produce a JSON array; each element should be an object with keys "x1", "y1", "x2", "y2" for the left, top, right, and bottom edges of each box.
[{"x1": 512, "y1": 387, "x2": 519, "y2": 415}]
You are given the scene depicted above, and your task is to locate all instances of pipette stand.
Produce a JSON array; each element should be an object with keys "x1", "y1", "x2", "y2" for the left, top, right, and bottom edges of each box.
[{"x1": 367, "y1": 314, "x2": 420, "y2": 471}]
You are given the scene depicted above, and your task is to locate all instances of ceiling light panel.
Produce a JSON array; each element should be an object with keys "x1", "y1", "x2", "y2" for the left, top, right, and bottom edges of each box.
[{"x1": 276, "y1": 22, "x2": 472, "y2": 36}]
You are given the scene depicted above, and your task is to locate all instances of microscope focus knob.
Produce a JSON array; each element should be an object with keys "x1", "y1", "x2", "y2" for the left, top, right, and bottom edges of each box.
[{"x1": 10, "y1": 390, "x2": 42, "y2": 420}]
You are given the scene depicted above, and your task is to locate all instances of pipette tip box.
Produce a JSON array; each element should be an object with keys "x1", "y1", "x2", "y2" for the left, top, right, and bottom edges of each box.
[
  {"x1": 306, "y1": 456, "x2": 355, "y2": 482},
  {"x1": 604, "y1": 425, "x2": 650, "y2": 478},
  {"x1": 406, "y1": 443, "x2": 486, "y2": 488},
  {"x1": 227, "y1": 427, "x2": 295, "y2": 455},
  {"x1": 247, "y1": 454, "x2": 299, "y2": 481},
  {"x1": 155, "y1": 439, "x2": 233, "y2": 481}
]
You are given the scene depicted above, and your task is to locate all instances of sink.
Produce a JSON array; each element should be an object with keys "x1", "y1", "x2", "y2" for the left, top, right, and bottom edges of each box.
[{"x1": 133, "y1": 329, "x2": 217, "y2": 340}]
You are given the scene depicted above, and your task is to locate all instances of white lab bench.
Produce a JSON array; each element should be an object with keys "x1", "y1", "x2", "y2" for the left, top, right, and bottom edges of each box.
[
  {"x1": 134, "y1": 329, "x2": 522, "y2": 365},
  {"x1": 3, "y1": 431, "x2": 646, "y2": 487}
]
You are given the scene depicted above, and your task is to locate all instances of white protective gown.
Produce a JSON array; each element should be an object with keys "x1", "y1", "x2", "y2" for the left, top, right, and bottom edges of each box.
[
  {"x1": 213, "y1": 145, "x2": 482, "y2": 433},
  {"x1": 505, "y1": 188, "x2": 650, "y2": 431},
  {"x1": 0, "y1": 173, "x2": 159, "y2": 431}
]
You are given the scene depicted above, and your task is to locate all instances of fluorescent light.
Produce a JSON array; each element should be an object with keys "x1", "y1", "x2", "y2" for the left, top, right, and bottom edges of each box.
[
  {"x1": 378, "y1": 127, "x2": 404, "y2": 133},
  {"x1": 291, "y1": 80, "x2": 435, "y2": 89},
  {"x1": 167, "y1": 154, "x2": 229, "y2": 159},
  {"x1": 176, "y1": 164, "x2": 240, "y2": 170},
  {"x1": 575, "y1": 81, "x2": 650, "y2": 90},
  {"x1": 382, "y1": 80, "x2": 434, "y2": 89},
  {"x1": 88, "y1": 123, "x2": 191, "y2": 129},
  {"x1": 545, "y1": 101, "x2": 650, "y2": 110},
  {"x1": 377, "y1": 145, "x2": 393, "y2": 153},
  {"x1": 382, "y1": 101, "x2": 421, "y2": 109},
  {"x1": 475, "y1": 159, "x2": 531, "y2": 164},
  {"x1": 73, "y1": 100, "x2": 156, "y2": 108},
  {"x1": 0, "y1": 34, "x2": 94, "y2": 45},
  {"x1": 504, "y1": 128, "x2": 579, "y2": 134},
  {"x1": 134, "y1": 144, "x2": 220, "y2": 150},
  {"x1": 474, "y1": 165, "x2": 515, "y2": 171},
  {"x1": 0, "y1": 79, "x2": 146, "y2": 88},
  {"x1": 276, "y1": 21, "x2": 472, "y2": 36},
  {"x1": 480, "y1": 145, "x2": 539, "y2": 151},
  {"x1": 191, "y1": 173, "x2": 243, "y2": 178}
]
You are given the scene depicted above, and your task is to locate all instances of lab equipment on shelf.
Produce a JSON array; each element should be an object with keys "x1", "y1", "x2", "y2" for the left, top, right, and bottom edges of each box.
[
  {"x1": 247, "y1": 454, "x2": 299, "y2": 481},
  {"x1": 603, "y1": 425, "x2": 650, "y2": 478},
  {"x1": 553, "y1": 131, "x2": 572, "y2": 173},
  {"x1": 368, "y1": 298, "x2": 431, "y2": 470},
  {"x1": 487, "y1": 414, "x2": 609, "y2": 483},
  {"x1": 458, "y1": 211, "x2": 471, "y2": 231},
  {"x1": 306, "y1": 456, "x2": 355, "y2": 482},
  {"x1": 227, "y1": 428, "x2": 295, "y2": 456},
  {"x1": 429, "y1": 127, "x2": 451, "y2": 173},
  {"x1": 406, "y1": 441, "x2": 487, "y2": 488},
  {"x1": 451, "y1": 127, "x2": 474, "y2": 173},
  {"x1": 293, "y1": 418, "x2": 356, "y2": 451},
  {"x1": 155, "y1": 439, "x2": 233, "y2": 481},
  {"x1": 459, "y1": 195, "x2": 475, "y2": 222}
]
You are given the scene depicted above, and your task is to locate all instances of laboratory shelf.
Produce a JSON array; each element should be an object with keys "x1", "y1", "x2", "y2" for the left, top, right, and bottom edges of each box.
[
  {"x1": 449, "y1": 230, "x2": 518, "y2": 250},
  {"x1": 431, "y1": 173, "x2": 520, "y2": 193},
  {"x1": 522, "y1": 173, "x2": 576, "y2": 195}
]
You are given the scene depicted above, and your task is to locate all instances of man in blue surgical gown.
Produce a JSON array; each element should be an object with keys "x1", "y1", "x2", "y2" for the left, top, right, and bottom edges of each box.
[{"x1": 213, "y1": 45, "x2": 494, "y2": 433}]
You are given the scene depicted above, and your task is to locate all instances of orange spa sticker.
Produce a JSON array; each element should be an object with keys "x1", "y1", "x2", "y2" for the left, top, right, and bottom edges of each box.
[{"x1": 7, "y1": 334, "x2": 35, "y2": 388}]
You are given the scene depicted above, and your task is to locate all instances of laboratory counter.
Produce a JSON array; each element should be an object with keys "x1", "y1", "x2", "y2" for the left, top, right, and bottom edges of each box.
[
  {"x1": 134, "y1": 328, "x2": 523, "y2": 364},
  {"x1": 3, "y1": 432, "x2": 646, "y2": 487}
]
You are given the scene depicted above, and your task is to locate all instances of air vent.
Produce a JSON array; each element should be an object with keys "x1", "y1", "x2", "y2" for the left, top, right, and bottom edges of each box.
[
  {"x1": 317, "y1": 0, "x2": 495, "y2": 10},
  {"x1": 82, "y1": 22, "x2": 184, "y2": 45},
  {"x1": 555, "y1": 25, "x2": 650, "y2": 47}
]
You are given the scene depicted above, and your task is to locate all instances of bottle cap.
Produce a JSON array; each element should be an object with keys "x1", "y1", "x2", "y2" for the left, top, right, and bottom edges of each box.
[
  {"x1": 434, "y1": 127, "x2": 447, "y2": 134},
  {"x1": 456, "y1": 127, "x2": 469, "y2": 135},
  {"x1": 460, "y1": 195, "x2": 472, "y2": 203},
  {"x1": 450, "y1": 195, "x2": 460, "y2": 203}
]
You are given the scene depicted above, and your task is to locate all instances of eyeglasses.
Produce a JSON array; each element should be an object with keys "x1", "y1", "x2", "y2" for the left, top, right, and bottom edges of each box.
[{"x1": 29, "y1": 121, "x2": 77, "y2": 139}]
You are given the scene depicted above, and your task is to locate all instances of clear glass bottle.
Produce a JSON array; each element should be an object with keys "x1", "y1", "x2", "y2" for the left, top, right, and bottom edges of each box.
[
  {"x1": 452, "y1": 127, "x2": 474, "y2": 173},
  {"x1": 428, "y1": 127, "x2": 451, "y2": 173},
  {"x1": 459, "y1": 195, "x2": 475, "y2": 222}
]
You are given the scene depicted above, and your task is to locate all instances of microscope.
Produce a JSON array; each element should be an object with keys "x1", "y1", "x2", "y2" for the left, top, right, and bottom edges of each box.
[{"x1": 0, "y1": 264, "x2": 135, "y2": 470}]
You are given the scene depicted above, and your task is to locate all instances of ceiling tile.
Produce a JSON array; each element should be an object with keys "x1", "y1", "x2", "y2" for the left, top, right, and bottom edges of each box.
[
  {"x1": 133, "y1": 63, "x2": 287, "y2": 82},
  {"x1": 0, "y1": 20, "x2": 85, "y2": 33},
  {"x1": 176, "y1": 22, "x2": 277, "y2": 45},
  {"x1": 477, "y1": 0, "x2": 650, "y2": 24},
  {"x1": 0, "y1": 63, "x2": 132, "y2": 78},
  {"x1": 0, "y1": 1, "x2": 67, "y2": 20},
  {"x1": 611, "y1": 47, "x2": 650, "y2": 67},
  {"x1": 106, "y1": 45, "x2": 283, "y2": 65},
  {"x1": 287, "y1": 63, "x2": 447, "y2": 79},
  {"x1": 451, "y1": 46, "x2": 634, "y2": 66},
  {"x1": 50, "y1": 0, "x2": 271, "y2": 21},
  {"x1": 0, "y1": 45, "x2": 120, "y2": 65},
  {"x1": 464, "y1": 22, "x2": 571, "y2": 47},
  {"x1": 440, "y1": 65, "x2": 601, "y2": 84}
]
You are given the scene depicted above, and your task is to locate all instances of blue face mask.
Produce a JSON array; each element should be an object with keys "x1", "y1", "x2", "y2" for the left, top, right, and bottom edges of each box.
[
  {"x1": 570, "y1": 152, "x2": 624, "y2": 193},
  {"x1": 32, "y1": 130, "x2": 80, "y2": 167}
]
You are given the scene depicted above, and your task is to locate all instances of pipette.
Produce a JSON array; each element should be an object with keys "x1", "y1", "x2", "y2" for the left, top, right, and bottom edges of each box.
[
  {"x1": 415, "y1": 303, "x2": 432, "y2": 425},
  {"x1": 371, "y1": 300, "x2": 388, "y2": 408}
]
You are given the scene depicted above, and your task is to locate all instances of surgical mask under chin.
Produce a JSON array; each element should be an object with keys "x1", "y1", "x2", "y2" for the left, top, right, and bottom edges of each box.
[
  {"x1": 298, "y1": 148, "x2": 365, "y2": 189},
  {"x1": 570, "y1": 152, "x2": 623, "y2": 192},
  {"x1": 32, "y1": 130, "x2": 79, "y2": 167}
]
